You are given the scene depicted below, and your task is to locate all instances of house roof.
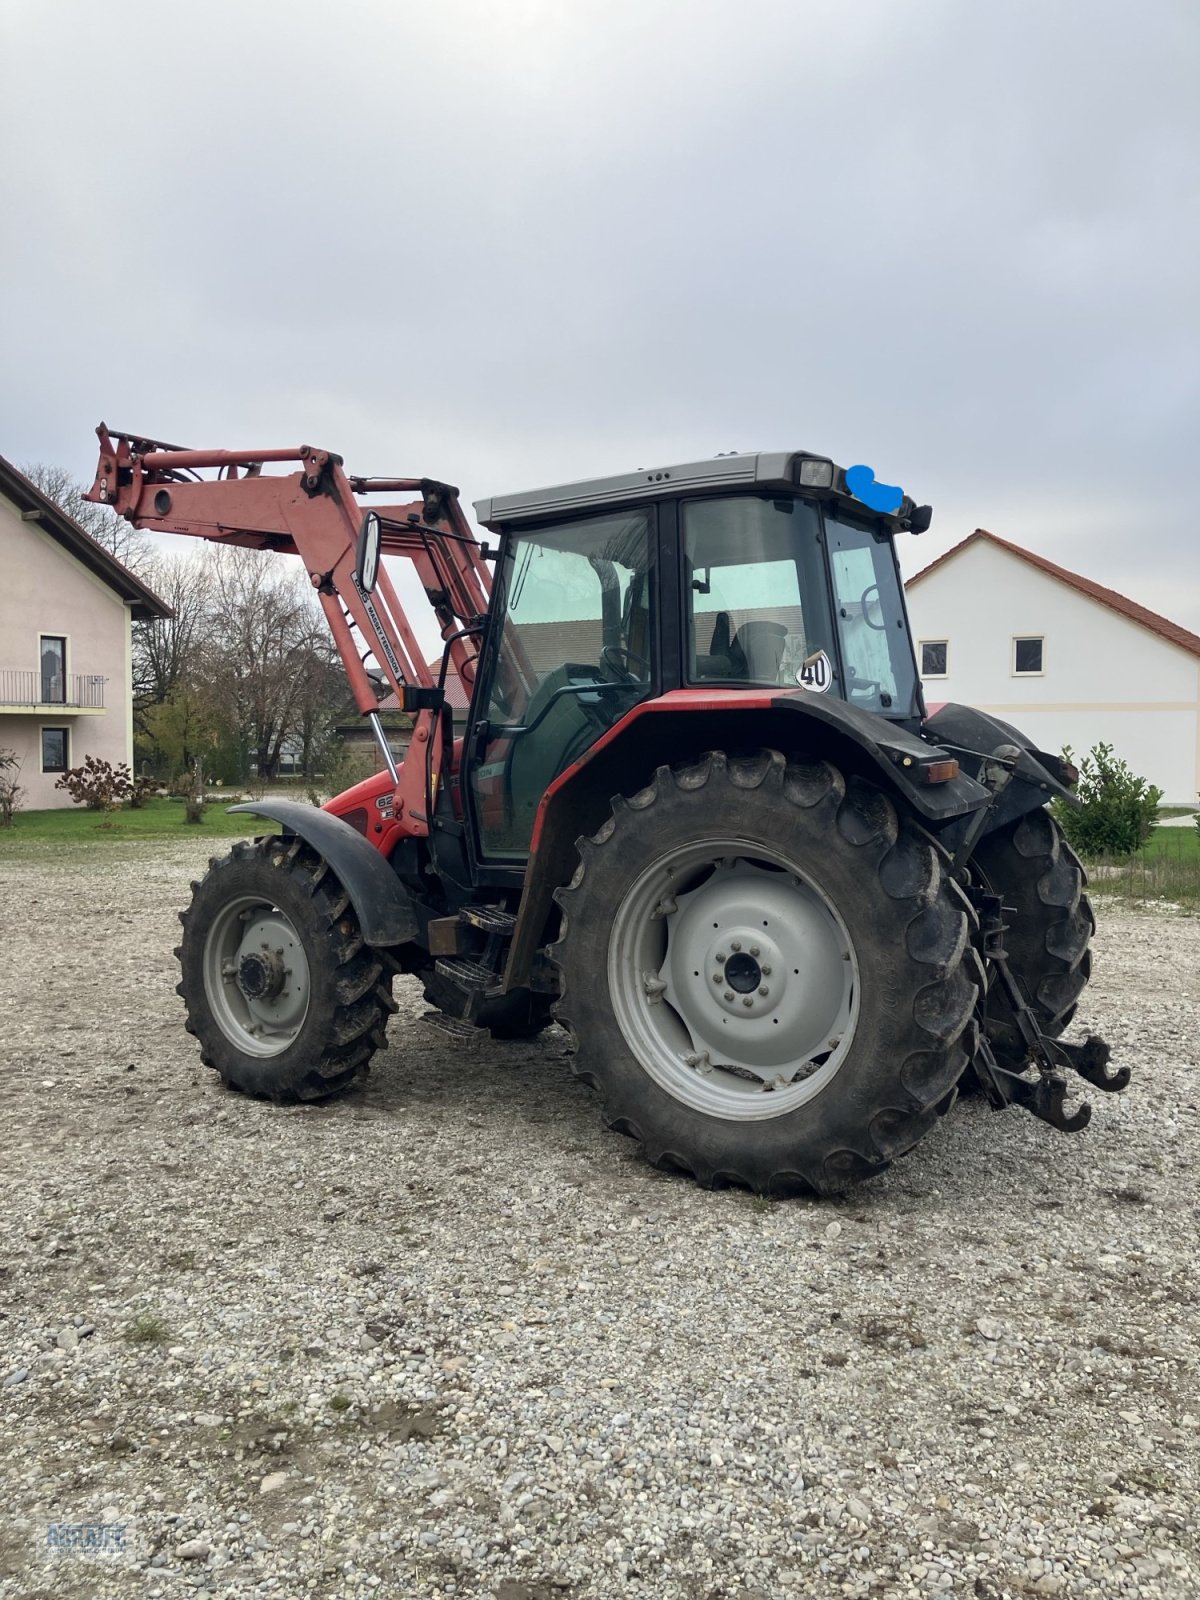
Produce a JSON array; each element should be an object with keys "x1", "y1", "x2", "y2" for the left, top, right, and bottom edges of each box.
[
  {"x1": 906, "y1": 528, "x2": 1200, "y2": 661},
  {"x1": 0, "y1": 453, "x2": 172, "y2": 621}
]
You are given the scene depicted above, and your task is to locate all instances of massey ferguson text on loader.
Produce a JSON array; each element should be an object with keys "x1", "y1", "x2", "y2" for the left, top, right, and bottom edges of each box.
[{"x1": 88, "y1": 425, "x2": 1128, "y2": 1194}]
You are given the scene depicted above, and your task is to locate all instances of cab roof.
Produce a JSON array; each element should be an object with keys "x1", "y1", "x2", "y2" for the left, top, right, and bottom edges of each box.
[
  {"x1": 474, "y1": 449, "x2": 928, "y2": 534},
  {"x1": 476, "y1": 450, "x2": 817, "y2": 526}
]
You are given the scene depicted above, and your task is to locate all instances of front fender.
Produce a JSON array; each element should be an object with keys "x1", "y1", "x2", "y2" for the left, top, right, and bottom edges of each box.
[{"x1": 228, "y1": 800, "x2": 419, "y2": 947}]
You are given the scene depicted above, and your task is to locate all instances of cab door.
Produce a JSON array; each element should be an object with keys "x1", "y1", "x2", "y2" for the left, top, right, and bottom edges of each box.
[{"x1": 469, "y1": 508, "x2": 657, "y2": 860}]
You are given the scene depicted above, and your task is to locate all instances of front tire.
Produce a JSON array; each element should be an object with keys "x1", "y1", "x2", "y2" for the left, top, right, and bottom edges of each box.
[
  {"x1": 176, "y1": 837, "x2": 397, "y2": 1099},
  {"x1": 551, "y1": 751, "x2": 981, "y2": 1195}
]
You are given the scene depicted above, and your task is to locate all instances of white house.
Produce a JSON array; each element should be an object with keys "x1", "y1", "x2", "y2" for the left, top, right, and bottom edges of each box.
[
  {"x1": 905, "y1": 530, "x2": 1200, "y2": 805},
  {"x1": 0, "y1": 455, "x2": 171, "y2": 809}
]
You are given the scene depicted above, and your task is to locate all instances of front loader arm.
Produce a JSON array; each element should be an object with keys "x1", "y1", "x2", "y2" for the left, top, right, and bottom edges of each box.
[{"x1": 88, "y1": 424, "x2": 492, "y2": 829}]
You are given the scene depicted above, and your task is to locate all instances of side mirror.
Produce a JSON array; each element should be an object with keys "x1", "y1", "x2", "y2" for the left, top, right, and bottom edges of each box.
[{"x1": 355, "y1": 511, "x2": 382, "y2": 592}]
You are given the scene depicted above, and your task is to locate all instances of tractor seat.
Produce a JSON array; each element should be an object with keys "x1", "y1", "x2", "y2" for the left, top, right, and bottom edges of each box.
[
  {"x1": 696, "y1": 613, "x2": 789, "y2": 682},
  {"x1": 729, "y1": 619, "x2": 788, "y2": 682},
  {"x1": 695, "y1": 610, "x2": 735, "y2": 679}
]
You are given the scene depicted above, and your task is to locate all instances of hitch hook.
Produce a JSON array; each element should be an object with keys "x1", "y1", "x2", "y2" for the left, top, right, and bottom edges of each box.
[
  {"x1": 1051, "y1": 1034, "x2": 1131, "y2": 1094},
  {"x1": 1029, "y1": 1073, "x2": 1092, "y2": 1133},
  {"x1": 972, "y1": 1034, "x2": 1093, "y2": 1133}
]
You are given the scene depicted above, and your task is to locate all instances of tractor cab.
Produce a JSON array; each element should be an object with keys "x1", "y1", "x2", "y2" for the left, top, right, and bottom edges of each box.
[{"x1": 468, "y1": 450, "x2": 928, "y2": 858}]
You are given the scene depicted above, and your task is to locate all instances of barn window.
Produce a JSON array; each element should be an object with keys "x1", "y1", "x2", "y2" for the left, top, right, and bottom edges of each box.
[
  {"x1": 1013, "y1": 636, "x2": 1044, "y2": 675},
  {"x1": 41, "y1": 726, "x2": 69, "y2": 773},
  {"x1": 920, "y1": 639, "x2": 948, "y2": 677}
]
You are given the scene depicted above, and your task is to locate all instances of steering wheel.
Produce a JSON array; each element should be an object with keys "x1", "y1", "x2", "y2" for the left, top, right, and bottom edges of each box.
[
  {"x1": 601, "y1": 644, "x2": 652, "y2": 682},
  {"x1": 859, "y1": 584, "x2": 887, "y2": 631}
]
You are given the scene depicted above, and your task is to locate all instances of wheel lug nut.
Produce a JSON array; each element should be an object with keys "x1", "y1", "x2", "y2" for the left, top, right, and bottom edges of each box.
[
  {"x1": 761, "y1": 965, "x2": 772, "y2": 976},
  {"x1": 750, "y1": 945, "x2": 760, "y2": 957},
  {"x1": 715, "y1": 952, "x2": 726, "y2": 963},
  {"x1": 730, "y1": 940, "x2": 742, "y2": 952},
  {"x1": 741, "y1": 997, "x2": 753, "y2": 1008},
  {"x1": 724, "y1": 991, "x2": 734, "y2": 1002},
  {"x1": 759, "y1": 985, "x2": 769, "y2": 997},
  {"x1": 712, "y1": 973, "x2": 722, "y2": 984}
]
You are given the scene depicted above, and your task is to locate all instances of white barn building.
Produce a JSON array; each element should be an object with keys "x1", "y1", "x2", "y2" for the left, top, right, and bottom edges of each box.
[{"x1": 905, "y1": 530, "x2": 1200, "y2": 805}]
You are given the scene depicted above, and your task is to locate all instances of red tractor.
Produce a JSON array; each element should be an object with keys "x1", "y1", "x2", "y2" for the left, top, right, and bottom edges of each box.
[{"x1": 88, "y1": 426, "x2": 1127, "y2": 1194}]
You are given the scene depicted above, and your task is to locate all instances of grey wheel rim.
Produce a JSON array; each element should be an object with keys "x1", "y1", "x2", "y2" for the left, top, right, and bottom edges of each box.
[
  {"x1": 202, "y1": 893, "x2": 311, "y2": 1058},
  {"x1": 608, "y1": 839, "x2": 859, "y2": 1121}
]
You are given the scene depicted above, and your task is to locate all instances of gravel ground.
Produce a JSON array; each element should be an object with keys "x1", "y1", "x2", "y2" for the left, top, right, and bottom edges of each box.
[{"x1": 2, "y1": 839, "x2": 1198, "y2": 1600}]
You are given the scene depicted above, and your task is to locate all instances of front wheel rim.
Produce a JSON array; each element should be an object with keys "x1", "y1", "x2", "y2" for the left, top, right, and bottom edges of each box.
[
  {"x1": 608, "y1": 839, "x2": 859, "y2": 1121},
  {"x1": 202, "y1": 894, "x2": 312, "y2": 1058}
]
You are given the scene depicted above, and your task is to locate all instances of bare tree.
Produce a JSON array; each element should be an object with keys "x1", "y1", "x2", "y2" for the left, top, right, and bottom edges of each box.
[
  {"x1": 20, "y1": 462, "x2": 152, "y2": 576},
  {"x1": 204, "y1": 548, "x2": 332, "y2": 780},
  {"x1": 133, "y1": 553, "x2": 213, "y2": 713},
  {"x1": 294, "y1": 636, "x2": 348, "y2": 777}
]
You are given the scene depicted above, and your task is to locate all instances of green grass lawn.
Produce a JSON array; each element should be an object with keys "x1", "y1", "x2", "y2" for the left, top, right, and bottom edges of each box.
[
  {"x1": 0, "y1": 795, "x2": 281, "y2": 851},
  {"x1": 1140, "y1": 824, "x2": 1200, "y2": 860},
  {"x1": 3, "y1": 795, "x2": 1196, "y2": 910},
  {"x1": 1081, "y1": 819, "x2": 1200, "y2": 908}
]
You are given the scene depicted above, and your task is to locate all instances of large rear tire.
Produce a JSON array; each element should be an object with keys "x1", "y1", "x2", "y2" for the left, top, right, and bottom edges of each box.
[
  {"x1": 176, "y1": 836, "x2": 397, "y2": 1100},
  {"x1": 551, "y1": 751, "x2": 981, "y2": 1195},
  {"x1": 970, "y1": 808, "x2": 1094, "y2": 1067}
]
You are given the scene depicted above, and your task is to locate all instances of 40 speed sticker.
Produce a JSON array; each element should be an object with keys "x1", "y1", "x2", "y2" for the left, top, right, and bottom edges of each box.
[{"x1": 797, "y1": 650, "x2": 833, "y2": 692}]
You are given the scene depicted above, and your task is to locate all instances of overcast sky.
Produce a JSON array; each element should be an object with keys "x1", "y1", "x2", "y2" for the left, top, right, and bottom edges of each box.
[{"x1": 2, "y1": 0, "x2": 1197, "y2": 644}]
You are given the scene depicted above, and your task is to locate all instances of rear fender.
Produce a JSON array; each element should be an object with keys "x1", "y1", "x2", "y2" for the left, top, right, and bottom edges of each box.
[
  {"x1": 922, "y1": 703, "x2": 1080, "y2": 834},
  {"x1": 502, "y1": 690, "x2": 989, "y2": 987},
  {"x1": 228, "y1": 800, "x2": 419, "y2": 946}
]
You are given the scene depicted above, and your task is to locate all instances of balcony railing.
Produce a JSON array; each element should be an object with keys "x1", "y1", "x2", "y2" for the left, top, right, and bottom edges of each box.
[{"x1": 0, "y1": 669, "x2": 107, "y2": 709}]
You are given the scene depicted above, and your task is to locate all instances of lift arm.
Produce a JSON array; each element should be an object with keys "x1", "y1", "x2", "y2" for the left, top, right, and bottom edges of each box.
[{"x1": 87, "y1": 423, "x2": 495, "y2": 823}]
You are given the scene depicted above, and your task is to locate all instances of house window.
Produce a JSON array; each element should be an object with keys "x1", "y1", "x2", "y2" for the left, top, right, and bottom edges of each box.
[
  {"x1": 920, "y1": 639, "x2": 948, "y2": 678},
  {"x1": 1013, "y1": 636, "x2": 1044, "y2": 675},
  {"x1": 42, "y1": 726, "x2": 69, "y2": 773},
  {"x1": 40, "y1": 635, "x2": 67, "y2": 702}
]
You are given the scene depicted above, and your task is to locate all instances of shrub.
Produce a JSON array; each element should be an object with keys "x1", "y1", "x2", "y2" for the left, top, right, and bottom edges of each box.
[
  {"x1": 127, "y1": 774, "x2": 158, "y2": 810},
  {"x1": 1053, "y1": 742, "x2": 1163, "y2": 858},
  {"x1": 0, "y1": 747, "x2": 22, "y2": 827},
  {"x1": 55, "y1": 754, "x2": 133, "y2": 811},
  {"x1": 124, "y1": 1312, "x2": 171, "y2": 1344}
]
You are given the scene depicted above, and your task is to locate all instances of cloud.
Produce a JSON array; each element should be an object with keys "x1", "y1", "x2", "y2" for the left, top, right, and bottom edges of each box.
[{"x1": 2, "y1": 0, "x2": 1197, "y2": 633}]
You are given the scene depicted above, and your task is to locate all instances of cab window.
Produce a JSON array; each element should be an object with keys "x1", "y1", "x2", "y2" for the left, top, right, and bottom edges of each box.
[
  {"x1": 824, "y1": 512, "x2": 917, "y2": 714},
  {"x1": 684, "y1": 496, "x2": 837, "y2": 687}
]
